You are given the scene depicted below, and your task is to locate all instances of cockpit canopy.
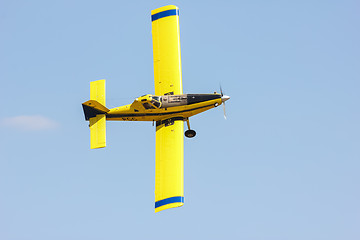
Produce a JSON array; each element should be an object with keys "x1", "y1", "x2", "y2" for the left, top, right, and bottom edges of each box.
[{"x1": 137, "y1": 94, "x2": 161, "y2": 109}]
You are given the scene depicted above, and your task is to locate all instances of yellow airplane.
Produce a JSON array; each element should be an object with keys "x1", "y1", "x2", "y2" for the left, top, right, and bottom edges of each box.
[{"x1": 82, "y1": 5, "x2": 230, "y2": 213}]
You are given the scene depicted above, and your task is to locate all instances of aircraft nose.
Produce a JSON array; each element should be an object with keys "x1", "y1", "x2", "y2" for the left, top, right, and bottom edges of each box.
[{"x1": 221, "y1": 95, "x2": 230, "y2": 102}]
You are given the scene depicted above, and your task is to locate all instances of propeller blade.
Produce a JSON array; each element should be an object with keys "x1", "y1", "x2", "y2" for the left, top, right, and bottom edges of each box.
[{"x1": 219, "y1": 84, "x2": 229, "y2": 119}]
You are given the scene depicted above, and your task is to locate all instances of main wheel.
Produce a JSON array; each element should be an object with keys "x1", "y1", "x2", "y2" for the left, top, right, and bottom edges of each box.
[{"x1": 185, "y1": 129, "x2": 196, "y2": 138}]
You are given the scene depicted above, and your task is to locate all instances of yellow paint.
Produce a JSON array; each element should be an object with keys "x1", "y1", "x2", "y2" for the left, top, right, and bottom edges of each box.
[
  {"x1": 82, "y1": 100, "x2": 109, "y2": 113},
  {"x1": 89, "y1": 79, "x2": 106, "y2": 149},
  {"x1": 152, "y1": 5, "x2": 183, "y2": 96},
  {"x1": 90, "y1": 79, "x2": 105, "y2": 105},
  {"x1": 89, "y1": 114, "x2": 106, "y2": 149},
  {"x1": 151, "y1": 5, "x2": 185, "y2": 212},
  {"x1": 155, "y1": 120, "x2": 184, "y2": 213}
]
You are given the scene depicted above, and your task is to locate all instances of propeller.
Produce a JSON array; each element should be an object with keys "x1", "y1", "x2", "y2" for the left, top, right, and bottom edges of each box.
[{"x1": 219, "y1": 85, "x2": 230, "y2": 119}]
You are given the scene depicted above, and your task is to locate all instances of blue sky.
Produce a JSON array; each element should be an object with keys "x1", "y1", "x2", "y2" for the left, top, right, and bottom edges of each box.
[{"x1": 1, "y1": 0, "x2": 359, "y2": 239}]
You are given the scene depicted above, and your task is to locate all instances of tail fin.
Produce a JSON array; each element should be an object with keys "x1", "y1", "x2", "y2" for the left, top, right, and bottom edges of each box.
[
  {"x1": 82, "y1": 79, "x2": 107, "y2": 149},
  {"x1": 82, "y1": 100, "x2": 109, "y2": 120}
]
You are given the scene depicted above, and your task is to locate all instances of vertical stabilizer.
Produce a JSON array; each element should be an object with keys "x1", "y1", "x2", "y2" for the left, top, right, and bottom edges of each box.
[{"x1": 89, "y1": 79, "x2": 106, "y2": 149}]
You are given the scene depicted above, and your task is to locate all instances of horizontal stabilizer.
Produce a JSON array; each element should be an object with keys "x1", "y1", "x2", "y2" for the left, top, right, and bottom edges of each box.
[
  {"x1": 90, "y1": 114, "x2": 106, "y2": 149},
  {"x1": 86, "y1": 79, "x2": 107, "y2": 149}
]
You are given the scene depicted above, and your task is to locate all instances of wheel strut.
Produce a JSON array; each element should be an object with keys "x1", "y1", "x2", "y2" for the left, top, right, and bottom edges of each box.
[
  {"x1": 186, "y1": 118, "x2": 191, "y2": 130},
  {"x1": 185, "y1": 118, "x2": 196, "y2": 138}
]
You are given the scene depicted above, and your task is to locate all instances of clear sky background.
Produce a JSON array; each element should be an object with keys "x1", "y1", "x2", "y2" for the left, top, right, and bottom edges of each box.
[{"x1": 1, "y1": 0, "x2": 359, "y2": 239}]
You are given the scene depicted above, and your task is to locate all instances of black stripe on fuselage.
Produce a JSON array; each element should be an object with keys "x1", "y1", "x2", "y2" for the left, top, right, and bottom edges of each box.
[
  {"x1": 106, "y1": 103, "x2": 214, "y2": 119},
  {"x1": 187, "y1": 94, "x2": 221, "y2": 105}
]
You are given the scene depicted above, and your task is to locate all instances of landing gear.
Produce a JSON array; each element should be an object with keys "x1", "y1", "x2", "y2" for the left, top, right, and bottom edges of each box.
[
  {"x1": 185, "y1": 129, "x2": 196, "y2": 138},
  {"x1": 185, "y1": 118, "x2": 196, "y2": 138}
]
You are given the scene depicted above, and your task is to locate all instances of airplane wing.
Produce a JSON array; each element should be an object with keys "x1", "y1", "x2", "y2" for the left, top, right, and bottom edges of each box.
[
  {"x1": 151, "y1": 5, "x2": 183, "y2": 96},
  {"x1": 152, "y1": 5, "x2": 184, "y2": 212},
  {"x1": 155, "y1": 120, "x2": 184, "y2": 213}
]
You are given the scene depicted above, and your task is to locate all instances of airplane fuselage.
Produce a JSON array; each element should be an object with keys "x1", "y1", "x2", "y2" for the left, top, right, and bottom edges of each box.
[{"x1": 106, "y1": 93, "x2": 224, "y2": 123}]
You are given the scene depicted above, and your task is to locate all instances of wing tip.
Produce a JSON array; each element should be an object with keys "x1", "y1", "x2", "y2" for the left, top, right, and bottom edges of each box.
[
  {"x1": 151, "y1": 5, "x2": 179, "y2": 21},
  {"x1": 151, "y1": 5, "x2": 179, "y2": 15},
  {"x1": 155, "y1": 196, "x2": 184, "y2": 213}
]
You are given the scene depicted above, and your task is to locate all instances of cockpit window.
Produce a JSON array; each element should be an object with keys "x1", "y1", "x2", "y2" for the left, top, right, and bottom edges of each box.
[
  {"x1": 151, "y1": 100, "x2": 161, "y2": 108},
  {"x1": 150, "y1": 96, "x2": 161, "y2": 108},
  {"x1": 142, "y1": 102, "x2": 155, "y2": 109},
  {"x1": 152, "y1": 96, "x2": 160, "y2": 102}
]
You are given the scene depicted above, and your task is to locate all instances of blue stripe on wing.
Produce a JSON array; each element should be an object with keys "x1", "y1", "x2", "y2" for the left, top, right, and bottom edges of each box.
[
  {"x1": 155, "y1": 196, "x2": 184, "y2": 208},
  {"x1": 151, "y1": 9, "x2": 179, "y2": 21}
]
